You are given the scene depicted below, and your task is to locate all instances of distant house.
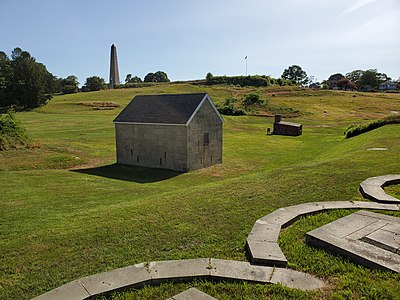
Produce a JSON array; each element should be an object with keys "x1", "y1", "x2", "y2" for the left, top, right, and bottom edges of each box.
[
  {"x1": 309, "y1": 83, "x2": 320, "y2": 89},
  {"x1": 273, "y1": 115, "x2": 302, "y2": 136},
  {"x1": 113, "y1": 93, "x2": 223, "y2": 172},
  {"x1": 327, "y1": 73, "x2": 344, "y2": 89},
  {"x1": 379, "y1": 80, "x2": 397, "y2": 91}
]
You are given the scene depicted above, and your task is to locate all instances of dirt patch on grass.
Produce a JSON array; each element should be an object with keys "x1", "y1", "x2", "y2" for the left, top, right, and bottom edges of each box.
[{"x1": 78, "y1": 101, "x2": 120, "y2": 110}]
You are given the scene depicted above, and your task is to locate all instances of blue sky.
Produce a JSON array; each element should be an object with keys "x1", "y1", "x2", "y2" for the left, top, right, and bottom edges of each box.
[{"x1": 1, "y1": 0, "x2": 399, "y2": 85}]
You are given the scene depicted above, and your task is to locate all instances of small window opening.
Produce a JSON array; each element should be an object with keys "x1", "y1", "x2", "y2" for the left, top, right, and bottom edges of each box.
[
  {"x1": 164, "y1": 152, "x2": 167, "y2": 159},
  {"x1": 130, "y1": 149, "x2": 133, "y2": 156},
  {"x1": 201, "y1": 157, "x2": 203, "y2": 164},
  {"x1": 211, "y1": 154, "x2": 213, "y2": 162},
  {"x1": 198, "y1": 140, "x2": 200, "y2": 146},
  {"x1": 136, "y1": 156, "x2": 139, "y2": 162},
  {"x1": 204, "y1": 133, "x2": 209, "y2": 146},
  {"x1": 160, "y1": 158, "x2": 163, "y2": 165}
]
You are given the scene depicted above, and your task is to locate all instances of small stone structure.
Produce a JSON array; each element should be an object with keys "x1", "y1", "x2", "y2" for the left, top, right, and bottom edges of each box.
[
  {"x1": 273, "y1": 115, "x2": 302, "y2": 136},
  {"x1": 306, "y1": 211, "x2": 400, "y2": 273},
  {"x1": 114, "y1": 93, "x2": 223, "y2": 172}
]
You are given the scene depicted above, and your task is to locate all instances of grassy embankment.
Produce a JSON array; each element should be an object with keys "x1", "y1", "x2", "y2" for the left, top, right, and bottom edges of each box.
[{"x1": 0, "y1": 84, "x2": 399, "y2": 299}]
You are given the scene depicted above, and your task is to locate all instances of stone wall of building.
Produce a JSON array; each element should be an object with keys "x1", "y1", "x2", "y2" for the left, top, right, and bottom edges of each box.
[
  {"x1": 187, "y1": 100, "x2": 223, "y2": 171},
  {"x1": 115, "y1": 123, "x2": 188, "y2": 171},
  {"x1": 273, "y1": 123, "x2": 302, "y2": 136}
]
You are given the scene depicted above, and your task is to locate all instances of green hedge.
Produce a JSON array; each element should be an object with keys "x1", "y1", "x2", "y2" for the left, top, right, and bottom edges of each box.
[
  {"x1": 344, "y1": 115, "x2": 400, "y2": 138},
  {"x1": 206, "y1": 75, "x2": 271, "y2": 87}
]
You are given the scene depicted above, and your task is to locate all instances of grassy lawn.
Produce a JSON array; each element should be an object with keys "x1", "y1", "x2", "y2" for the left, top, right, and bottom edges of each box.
[
  {"x1": 0, "y1": 84, "x2": 399, "y2": 299},
  {"x1": 385, "y1": 184, "x2": 400, "y2": 199}
]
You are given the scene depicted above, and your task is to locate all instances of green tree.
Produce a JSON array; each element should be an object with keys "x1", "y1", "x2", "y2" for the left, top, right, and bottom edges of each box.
[
  {"x1": 345, "y1": 70, "x2": 363, "y2": 85},
  {"x1": 82, "y1": 76, "x2": 106, "y2": 92},
  {"x1": 346, "y1": 69, "x2": 390, "y2": 90},
  {"x1": 0, "y1": 51, "x2": 11, "y2": 107},
  {"x1": 153, "y1": 71, "x2": 169, "y2": 82},
  {"x1": 0, "y1": 48, "x2": 54, "y2": 109},
  {"x1": 206, "y1": 72, "x2": 213, "y2": 80},
  {"x1": 143, "y1": 72, "x2": 154, "y2": 82},
  {"x1": 281, "y1": 65, "x2": 308, "y2": 85},
  {"x1": 358, "y1": 69, "x2": 389, "y2": 91},
  {"x1": 62, "y1": 75, "x2": 79, "y2": 94},
  {"x1": 144, "y1": 71, "x2": 169, "y2": 82},
  {"x1": 125, "y1": 74, "x2": 142, "y2": 83}
]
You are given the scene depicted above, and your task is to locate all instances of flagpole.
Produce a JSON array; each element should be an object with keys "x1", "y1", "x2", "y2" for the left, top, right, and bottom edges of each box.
[{"x1": 245, "y1": 56, "x2": 248, "y2": 76}]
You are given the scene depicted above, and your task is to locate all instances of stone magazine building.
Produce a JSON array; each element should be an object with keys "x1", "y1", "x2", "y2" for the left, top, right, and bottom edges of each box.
[
  {"x1": 273, "y1": 115, "x2": 302, "y2": 136},
  {"x1": 113, "y1": 93, "x2": 223, "y2": 172}
]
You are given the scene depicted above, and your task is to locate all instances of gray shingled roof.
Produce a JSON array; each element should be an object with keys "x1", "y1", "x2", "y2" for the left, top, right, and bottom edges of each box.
[{"x1": 113, "y1": 93, "x2": 208, "y2": 124}]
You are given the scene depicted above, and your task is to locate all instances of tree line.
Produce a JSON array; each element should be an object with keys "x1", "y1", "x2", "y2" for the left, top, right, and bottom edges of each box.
[
  {"x1": 0, "y1": 47, "x2": 172, "y2": 110},
  {"x1": 1, "y1": 47, "x2": 398, "y2": 110},
  {"x1": 204, "y1": 65, "x2": 398, "y2": 91},
  {"x1": 325, "y1": 70, "x2": 395, "y2": 91}
]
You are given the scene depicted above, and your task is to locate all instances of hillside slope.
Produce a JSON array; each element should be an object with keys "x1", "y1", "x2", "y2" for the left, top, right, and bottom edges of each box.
[{"x1": 0, "y1": 84, "x2": 399, "y2": 299}]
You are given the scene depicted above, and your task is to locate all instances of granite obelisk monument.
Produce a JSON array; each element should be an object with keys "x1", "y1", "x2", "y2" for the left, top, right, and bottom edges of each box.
[{"x1": 109, "y1": 44, "x2": 120, "y2": 88}]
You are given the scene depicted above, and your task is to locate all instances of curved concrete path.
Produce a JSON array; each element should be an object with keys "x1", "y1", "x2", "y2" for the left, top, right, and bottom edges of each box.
[
  {"x1": 33, "y1": 258, "x2": 325, "y2": 300},
  {"x1": 246, "y1": 201, "x2": 400, "y2": 267},
  {"x1": 359, "y1": 174, "x2": 400, "y2": 203},
  {"x1": 33, "y1": 175, "x2": 400, "y2": 299},
  {"x1": 246, "y1": 175, "x2": 400, "y2": 267}
]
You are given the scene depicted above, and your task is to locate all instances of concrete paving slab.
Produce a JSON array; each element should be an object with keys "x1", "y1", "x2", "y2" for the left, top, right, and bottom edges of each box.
[
  {"x1": 284, "y1": 202, "x2": 326, "y2": 217},
  {"x1": 79, "y1": 263, "x2": 151, "y2": 296},
  {"x1": 169, "y1": 287, "x2": 216, "y2": 300},
  {"x1": 346, "y1": 239, "x2": 400, "y2": 272},
  {"x1": 363, "y1": 228, "x2": 400, "y2": 253},
  {"x1": 259, "y1": 208, "x2": 298, "y2": 227},
  {"x1": 361, "y1": 187, "x2": 399, "y2": 203},
  {"x1": 359, "y1": 175, "x2": 400, "y2": 203},
  {"x1": 247, "y1": 221, "x2": 281, "y2": 242},
  {"x1": 246, "y1": 240, "x2": 287, "y2": 267},
  {"x1": 345, "y1": 220, "x2": 389, "y2": 240},
  {"x1": 149, "y1": 258, "x2": 210, "y2": 284},
  {"x1": 356, "y1": 210, "x2": 400, "y2": 222},
  {"x1": 210, "y1": 259, "x2": 273, "y2": 283},
  {"x1": 361, "y1": 178, "x2": 386, "y2": 187},
  {"x1": 379, "y1": 222, "x2": 400, "y2": 233},
  {"x1": 32, "y1": 280, "x2": 90, "y2": 300},
  {"x1": 270, "y1": 268, "x2": 325, "y2": 291},
  {"x1": 379, "y1": 174, "x2": 400, "y2": 184},
  {"x1": 306, "y1": 211, "x2": 400, "y2": 273},
  {"x1": 323, "y1": 213, "x2": 378, "y2": 238},
  {"x1": 350, "y1": 202, "x2": 400, "y2": 211}
]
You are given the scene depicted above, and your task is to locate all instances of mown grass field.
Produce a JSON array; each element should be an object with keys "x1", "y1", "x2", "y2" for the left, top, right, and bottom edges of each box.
[{"x1": 1, "y1": 84, "x2": 400, "y2": 299}]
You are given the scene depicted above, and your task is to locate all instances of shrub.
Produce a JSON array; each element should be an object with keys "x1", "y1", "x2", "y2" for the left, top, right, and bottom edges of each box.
[
  {"x1": 217, "y1": 105, "x2": 246, "y2": 116},
  {"x1": 0, "y1": 109, "x2": 32, "y2": 150},
  {"x1": 223, "y1": 97, "x2": 238, "y2": 106},
  {"x1": 216, "y1": 97, "x2": 246, "y2": 115},
  {"x1": 243, "y1": 92, "x2": 264, "y2": 106}
]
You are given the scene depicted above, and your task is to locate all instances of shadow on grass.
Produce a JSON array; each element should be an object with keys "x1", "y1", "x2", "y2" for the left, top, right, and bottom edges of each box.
[{"x1": 72, "y1": 163, "x2": 182, "y2": 183}]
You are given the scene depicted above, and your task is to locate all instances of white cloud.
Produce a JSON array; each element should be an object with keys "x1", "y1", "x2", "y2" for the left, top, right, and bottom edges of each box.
[{"x1": 340, "y1": 0, "x2": 378, "y2": 15}]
